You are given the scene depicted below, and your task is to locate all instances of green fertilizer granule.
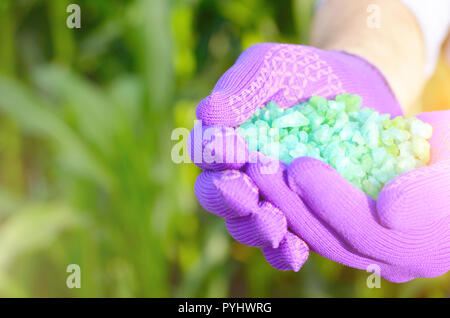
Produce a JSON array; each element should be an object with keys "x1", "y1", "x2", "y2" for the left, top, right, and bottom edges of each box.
[{"x1": 237, "y1": 94, "x2": 432, "y2": 199}]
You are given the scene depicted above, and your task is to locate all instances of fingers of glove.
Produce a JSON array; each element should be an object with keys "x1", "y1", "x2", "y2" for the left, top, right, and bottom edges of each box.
[
  {"x1": 194, "y1": 170, "x2": 258, "y2": 219},
  {"x1": 245, "y1": 153, "x2": 383, "y2": 271},
  {"x1": 246, "y1": 154, "x2": 448, "y2": 281},
  {"x1": 378, "y1": 160, "x2": 450, "y2": 231},
  {"x1": 287, "y1": 156, "x2": 450, "y2": 274},
  {"x1": 226, "y1": 201, "x2": 287, "y2": 249},
  {"x1": 416, "y1": 111, "x2": 450, "y2": 163},
  {"x1": 188, "y1": 123, "x2": 248, "y2": 171},
  {"x1": 377, "y1": 110, "x2": 450, "y2": 231},
  {"x1": 195, "y1": 167, "x2": 310, "y2": 271},
  {"x1": 261, "y1": 232, "x2": 309, "y2": 272},
  {"x1": 196, "y1": 43, "x2": 347, "y2": 127}
]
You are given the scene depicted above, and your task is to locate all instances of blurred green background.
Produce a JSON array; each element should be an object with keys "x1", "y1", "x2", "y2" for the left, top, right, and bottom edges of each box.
[{"x1": 0, "y1": 0, "x2": 449, "y2": 297}]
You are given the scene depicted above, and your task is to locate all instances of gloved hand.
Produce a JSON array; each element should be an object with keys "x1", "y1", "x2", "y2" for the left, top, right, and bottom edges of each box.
[
  {"x1": 281, "y1": 110, "x2": 450, "y2": 282},
  {"x1": 190, "y1": 43, "x2": 450, "y2": 282}
]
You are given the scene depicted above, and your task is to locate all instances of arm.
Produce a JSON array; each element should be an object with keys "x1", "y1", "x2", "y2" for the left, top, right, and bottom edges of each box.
[{"x1": 311, "y1": 0, "x2": 426, "y2": 115}]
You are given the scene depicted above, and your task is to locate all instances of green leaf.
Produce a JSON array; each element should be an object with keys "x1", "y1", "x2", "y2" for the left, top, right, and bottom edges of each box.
[{"x1": 0, "y1": 76, "x2": 116, "y2": 191}]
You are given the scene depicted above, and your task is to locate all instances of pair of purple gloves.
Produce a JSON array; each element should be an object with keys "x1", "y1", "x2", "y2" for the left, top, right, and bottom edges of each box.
[{"x1": 189, "y1": 43, "x2": 450, "y2": 283}]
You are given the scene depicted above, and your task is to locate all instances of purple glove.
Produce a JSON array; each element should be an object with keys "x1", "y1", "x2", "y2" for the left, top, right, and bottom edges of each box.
[
  {"x1": 190, "y1": 43, "x2": 450, "y2": 282},
  {"x1": 281, "y1": 111, "x2": 450, "y2": 282},
  {"x1": 196, "y1": 42, "x2": 402, "y2": 126}
]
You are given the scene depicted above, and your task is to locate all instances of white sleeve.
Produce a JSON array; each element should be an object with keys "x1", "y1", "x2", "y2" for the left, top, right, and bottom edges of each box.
[
  {"x1": 315, "y1": 0, "x2": 450, "y2": 78},
  {"x1": 401, "y1": 0, "x2": 450, "y2": 77}
]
